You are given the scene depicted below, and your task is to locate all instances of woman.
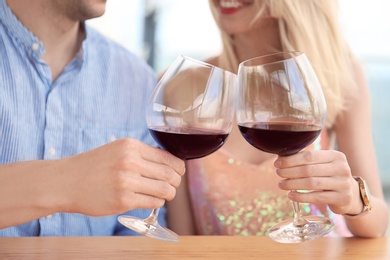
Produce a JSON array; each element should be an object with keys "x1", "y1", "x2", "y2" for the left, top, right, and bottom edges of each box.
[{"x1": 167, "y1": 0, "x2": 388, "y2": 237}]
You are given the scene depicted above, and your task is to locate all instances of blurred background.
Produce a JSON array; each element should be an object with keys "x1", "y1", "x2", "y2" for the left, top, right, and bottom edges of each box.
[{"x1": 88, "y1": 0, "x2": 390, "y2": 196}]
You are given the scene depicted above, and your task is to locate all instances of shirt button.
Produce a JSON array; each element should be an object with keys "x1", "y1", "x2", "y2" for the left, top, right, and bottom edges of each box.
[
  {"x1": 49, "y1": 148, "x2": 56, "y2": 156},
  {"x1": 46, "y1": 214, "x2": 52, "y2": 219},
  {"x1": 109, "y1": 135, "x2": 117, "y2": 142},
  {"x1": 32, "y1": 43, "x2": 39, "y2": 51}
]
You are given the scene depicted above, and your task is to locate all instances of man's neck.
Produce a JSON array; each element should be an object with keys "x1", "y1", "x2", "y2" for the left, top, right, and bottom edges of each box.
[{"x1": 6, "y1": 0, "x2": 85, "y2": 81}]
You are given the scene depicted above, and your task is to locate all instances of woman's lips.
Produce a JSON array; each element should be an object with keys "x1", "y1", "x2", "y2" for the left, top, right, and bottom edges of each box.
[
  {"x1": 220, "y1": 7, "x2": 241, "y2": 15},
  {"x1": 218, "y1": 0, "x2": 251, "y2": 15}
]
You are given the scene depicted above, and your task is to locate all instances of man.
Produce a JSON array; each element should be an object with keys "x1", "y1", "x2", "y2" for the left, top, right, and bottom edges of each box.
[{"x1": 0, "y1": 0, "x2": 185, "y2": 236}]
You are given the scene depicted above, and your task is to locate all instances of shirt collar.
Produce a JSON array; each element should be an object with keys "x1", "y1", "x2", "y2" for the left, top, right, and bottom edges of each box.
[
  {"x1": 0, "y1": 0, "x2": 45, "y2": 59},
  {"x1": 0, "y1": 0, "x2": 90, "y2": 64}
]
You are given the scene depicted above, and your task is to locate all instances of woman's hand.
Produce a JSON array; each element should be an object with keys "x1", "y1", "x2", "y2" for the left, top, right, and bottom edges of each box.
[{"x1": 274, "y1": 150, "x2": 363, "y2": 215}]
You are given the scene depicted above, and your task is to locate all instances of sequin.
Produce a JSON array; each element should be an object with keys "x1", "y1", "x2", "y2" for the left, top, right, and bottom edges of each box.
[{"x1": 187, "y1": 130, "x2": 352, "y2": 237}]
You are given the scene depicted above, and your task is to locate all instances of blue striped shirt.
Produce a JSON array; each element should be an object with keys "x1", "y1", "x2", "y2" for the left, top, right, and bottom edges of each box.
[{"x1": 0, "y1": 0, "x2": 166, "y2": 236}]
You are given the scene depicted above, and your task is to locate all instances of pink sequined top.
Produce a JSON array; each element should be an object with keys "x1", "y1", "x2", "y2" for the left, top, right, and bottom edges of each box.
[{"x1": 187, "y1": 130, "x2": 352, "y2": 237}]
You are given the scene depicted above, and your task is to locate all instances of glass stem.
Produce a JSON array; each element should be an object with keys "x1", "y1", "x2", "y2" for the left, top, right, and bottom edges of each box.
[
  {"x1": 145, "y1": 208, "x2": 160, "y2": 225},
  {"x1": 292, "y1": 200, "x2": 308, "y2": 226}
]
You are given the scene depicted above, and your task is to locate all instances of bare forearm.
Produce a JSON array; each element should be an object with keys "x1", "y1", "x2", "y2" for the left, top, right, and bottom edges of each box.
[
  {"x1": 0, "y1": 139, "x2": 186, "y2": 230},
  {"x1": 345, "y1": 196, "x2": 389, "y2": 237},
  {"x1": 0, "y1": 160, "x2": 66, "y2": 229}
]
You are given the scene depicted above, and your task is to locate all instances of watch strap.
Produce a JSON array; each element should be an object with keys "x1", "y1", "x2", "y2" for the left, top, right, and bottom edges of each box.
[{"x1": 343, "y1": 176, "x2": 372, "y2": 219}]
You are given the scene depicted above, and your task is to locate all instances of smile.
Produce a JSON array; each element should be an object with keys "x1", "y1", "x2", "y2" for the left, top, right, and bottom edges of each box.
[{"x1": 218, "y1": 0, "x2": 252, "y2": 15}]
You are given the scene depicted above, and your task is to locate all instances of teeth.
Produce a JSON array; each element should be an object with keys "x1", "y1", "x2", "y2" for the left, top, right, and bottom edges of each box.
[{"x1": 220, "y1": 0, "x2": 243, "y2": 8}]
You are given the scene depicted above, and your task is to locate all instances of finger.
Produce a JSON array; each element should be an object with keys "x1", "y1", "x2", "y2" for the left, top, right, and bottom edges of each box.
[
  {"x1": 274, "y1": 150, "x2": 337, "y2": 168},
  {"x1": 125, "y1": 174, "x2": 177, "y2": 201},
  {"x1": 278, "y1": 176, "x2": 350, "y2": 192},
  {"x1": 287, "y1": 190, "x2": 349, "y2": 208},
  {"x1": 132, "y1": 159, "x2": 182, "y2": 188},
  {"x1": 116, "y1": 139, "x2": 183, "y2": 187},
  {"x1": 126, "y1": 193, "x2": 166, "y2": 210},
  {"x1": 139, "y1": 142, "x2": 185, "y2": 176},
  {"x1": 276, "y1": 156, "x2": 351, "y2": 180},
  {"x1": 276, "y1": 163, "x2": 331, "y2": 179}
]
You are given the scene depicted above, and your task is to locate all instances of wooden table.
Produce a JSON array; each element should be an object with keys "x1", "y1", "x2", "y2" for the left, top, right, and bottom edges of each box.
[{"x1": 0, "y1": 236, "x2": 389, "y2": 259}]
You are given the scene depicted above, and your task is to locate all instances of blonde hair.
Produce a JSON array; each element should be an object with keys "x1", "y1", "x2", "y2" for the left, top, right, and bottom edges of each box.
[{"x1": 209, "y1": 0, "x2": 357, "y2": 128}]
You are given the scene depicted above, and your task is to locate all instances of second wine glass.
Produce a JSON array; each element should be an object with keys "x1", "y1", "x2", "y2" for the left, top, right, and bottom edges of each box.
[
  {"x1": 118, "y1": 55, "x2": 237, "y2": 242},
  {"x1": 236, "y1": 51, "x2": 333, "y2": 243}
]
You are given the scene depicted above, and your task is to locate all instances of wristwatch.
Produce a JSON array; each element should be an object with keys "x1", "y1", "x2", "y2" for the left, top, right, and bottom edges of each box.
[{"x1": 344, "y1": 176, "x2": 373, "y2": 218}]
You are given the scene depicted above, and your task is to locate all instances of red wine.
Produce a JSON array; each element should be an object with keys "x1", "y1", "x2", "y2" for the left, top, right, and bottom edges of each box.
[
  {"x1": 238, "y1": 122, "x2": 322, "y2": 156},
  {"x1": 149, "y1": 126, "x2": 229, "y2": 160}
]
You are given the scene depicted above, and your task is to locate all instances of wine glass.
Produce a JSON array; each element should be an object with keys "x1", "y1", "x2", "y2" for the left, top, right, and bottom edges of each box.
[
  {"x1": 236, "y1": 51, "x2": 333, "y2": 243},
  {"x1": 118, "y1": 55, "x2": 237, "y2": 242}
]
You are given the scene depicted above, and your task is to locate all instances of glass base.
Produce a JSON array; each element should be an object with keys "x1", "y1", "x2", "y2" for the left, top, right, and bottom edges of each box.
[
  {"x1": 117, "y1": 215, "x2": 180, "y2": 243},
  {"x1": 268, "y1": 215, "x2": 333, "y2": 243}
]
